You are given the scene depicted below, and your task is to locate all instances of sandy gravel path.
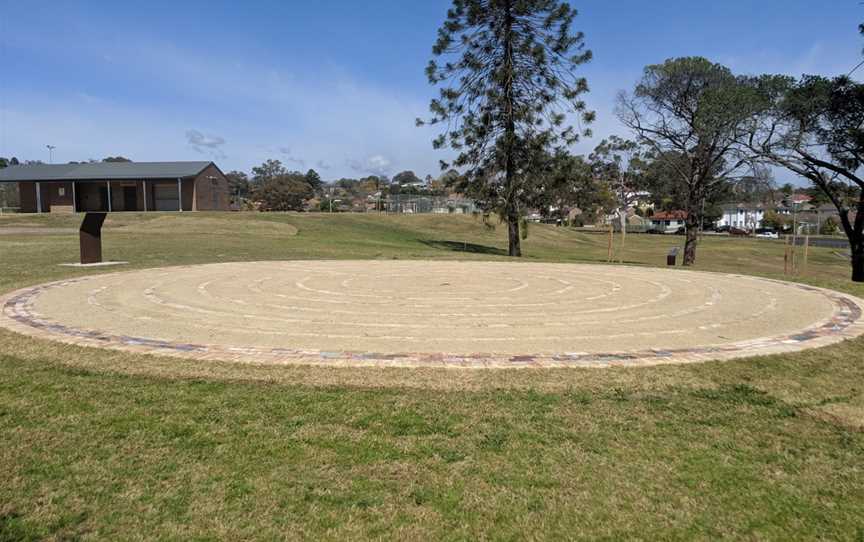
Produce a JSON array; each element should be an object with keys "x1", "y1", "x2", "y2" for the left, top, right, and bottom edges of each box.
[{"x1": 2, "y1": 260, "x2": 863, "y2": 368}]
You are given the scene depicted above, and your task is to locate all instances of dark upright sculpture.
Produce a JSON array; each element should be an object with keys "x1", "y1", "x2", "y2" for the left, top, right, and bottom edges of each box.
[{"x1": 79, "y1": 212, "x2": 107, "y2": 264}]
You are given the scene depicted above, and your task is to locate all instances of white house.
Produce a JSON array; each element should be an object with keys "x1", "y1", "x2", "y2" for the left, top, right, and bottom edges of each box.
[{"x1": 717, "y1": 203, "x2": 766, "y2": 230}]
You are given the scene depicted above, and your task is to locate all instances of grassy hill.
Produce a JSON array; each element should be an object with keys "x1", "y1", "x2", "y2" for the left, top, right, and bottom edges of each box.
[
  {"x1": 0, "y1": 211, "x2": 857, "y2": 291},
  {"x1": 1, "y1": 212, "x2": 863, "y2": 540}
]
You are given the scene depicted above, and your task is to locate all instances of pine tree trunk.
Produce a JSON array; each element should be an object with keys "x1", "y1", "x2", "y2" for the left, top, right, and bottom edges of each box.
[{"x1": 502, "y1": 0, "x2": 521, "y2": 258}]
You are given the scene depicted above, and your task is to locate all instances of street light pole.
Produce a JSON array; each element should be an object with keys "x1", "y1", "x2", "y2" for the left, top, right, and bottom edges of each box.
[{"x1": 46, "y1": 145, "x2": 56, "y2": 164}]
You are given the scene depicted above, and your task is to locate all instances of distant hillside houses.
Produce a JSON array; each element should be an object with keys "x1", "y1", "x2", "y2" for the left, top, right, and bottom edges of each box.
[
  {"x1": 380, "y1": 194, "x2": 477, "y2": 214},
  {"x1": 716, "y1": 194, "x2": 840, "y2": 233}
]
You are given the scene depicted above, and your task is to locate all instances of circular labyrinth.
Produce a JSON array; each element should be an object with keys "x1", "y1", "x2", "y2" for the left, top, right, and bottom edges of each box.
[{"x1": 2, "y1": 261, "x2": 863, "y2": 368}]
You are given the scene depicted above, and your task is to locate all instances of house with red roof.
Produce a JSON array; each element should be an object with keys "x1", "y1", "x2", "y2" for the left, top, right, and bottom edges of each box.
[{"x1": 649, "y1": 210, "x2": 688, "y2": 233}]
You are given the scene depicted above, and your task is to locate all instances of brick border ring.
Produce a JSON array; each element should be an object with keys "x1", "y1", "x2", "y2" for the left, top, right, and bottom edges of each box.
[{"x1": 2, "y1": 261, "x2": 863, "y2": 368}]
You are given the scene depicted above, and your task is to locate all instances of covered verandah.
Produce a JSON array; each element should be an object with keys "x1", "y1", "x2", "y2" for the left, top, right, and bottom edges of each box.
[{"x1": 29, "y1": 178, "x2": 194, "y2": 213}]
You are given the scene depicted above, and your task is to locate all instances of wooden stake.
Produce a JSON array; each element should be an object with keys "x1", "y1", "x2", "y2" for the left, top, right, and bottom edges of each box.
[
  {"x1": 791, "y1": 238, "x2": 797, "y2": 275},
  {"x1": 619, "y1": 224, "x2": 626, "y2": 264},
  {"x1": 607, "y1": 223, "x2": 613, "y2": 263},
  {"x1": 803, "y1": 235, "x2": 809, "y2": 274}
]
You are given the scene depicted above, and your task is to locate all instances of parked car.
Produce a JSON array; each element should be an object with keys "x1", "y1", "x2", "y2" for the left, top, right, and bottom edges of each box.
[
  {"x1": 647, "y1": 228, "x2": 665, "y2": 234},
  {"x1": 755, "y1": 228, "x2": 779, "y2": 239},
  {"x1": 674, "y1": 226, "x2": 686, "y2": 235},
  {"x1": 729, "y1": 227, "x2": 750, "y2": 237},
  {"x1": 715, "y1": 225, "x2": 731, "y2": 233}
]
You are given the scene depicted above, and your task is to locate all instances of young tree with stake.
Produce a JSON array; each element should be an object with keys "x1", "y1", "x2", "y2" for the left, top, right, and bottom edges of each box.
[
  {"x1": 419, "y1": 0, "x2": 593, "y2": 256},
  {"x1": 589, "y1": 136, "x2": 648, "y2": 259}
]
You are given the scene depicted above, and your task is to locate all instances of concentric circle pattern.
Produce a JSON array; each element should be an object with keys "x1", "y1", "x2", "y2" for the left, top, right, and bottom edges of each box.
[{"x1": 2, "y1": 261, "x2": 863, "y2": 367}]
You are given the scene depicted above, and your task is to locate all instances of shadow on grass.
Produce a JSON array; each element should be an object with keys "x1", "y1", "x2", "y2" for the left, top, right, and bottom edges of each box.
[{"x1": 419, "y1": 239, "x2": 507, "y2": 256}]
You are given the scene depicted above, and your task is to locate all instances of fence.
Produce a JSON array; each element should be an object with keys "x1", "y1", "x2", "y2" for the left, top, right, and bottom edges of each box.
[{"x1": 383, "y1": 195, "x2": 477, "y2": 215}]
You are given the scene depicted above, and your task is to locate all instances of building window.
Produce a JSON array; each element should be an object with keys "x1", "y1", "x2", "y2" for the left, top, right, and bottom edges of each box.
[{"x1": 58, "y1": 187, "x2": 65, "y2": 197}]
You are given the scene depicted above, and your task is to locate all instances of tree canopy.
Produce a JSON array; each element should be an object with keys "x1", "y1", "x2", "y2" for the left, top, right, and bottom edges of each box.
[
  {"x1": 392, "y1": 170, "x2": 423, "y2": 186},
  {"x1": 617, "y1": 57, "x2": 761, "y2": 264},
  {"x1": 249, "y1": 159, "x2": 319, "y2": 212},
  {"x1": 225, "y1": 170, "x2": 251, "y2": 203},
  {"x1": 304, "y1": 169, "x2": 323, "y2": 192},
  {"x1": 743, "y1": 74, "x2": 864, "y2": 281}
]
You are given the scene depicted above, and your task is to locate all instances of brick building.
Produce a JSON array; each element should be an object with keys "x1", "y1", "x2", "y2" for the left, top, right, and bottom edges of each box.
[{"x1": 0, "y1": 161, "x2": 230, "y2": 213}]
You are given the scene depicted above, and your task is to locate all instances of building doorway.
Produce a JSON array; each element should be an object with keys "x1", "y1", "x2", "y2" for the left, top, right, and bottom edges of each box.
[{"x1": 123, "y1": 186, "x2": 137, "y2": 211}]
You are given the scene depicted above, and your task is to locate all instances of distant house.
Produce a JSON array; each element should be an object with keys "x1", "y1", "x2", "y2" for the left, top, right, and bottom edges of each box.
[
  {"x1": 0, "y1": 161, "x2": 230, "y2": 213},
  {"x1": 716, "y1": 198, "x2": 842, "y2": 233},
  {"x1": 628, "y1": 214, "x2": 650, "y2": 228},
  {"x1": 717, "y1": 203, "x2": 766, "y2": 230},
  {"x1": 650, "y1": 210, "x2": 687, "y2": 232}
]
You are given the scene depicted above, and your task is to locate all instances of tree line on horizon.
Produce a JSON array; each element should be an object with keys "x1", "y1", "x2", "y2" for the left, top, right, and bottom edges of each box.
[{"x1": 220, "y1": 162, "x2": 464, "y2": 213}]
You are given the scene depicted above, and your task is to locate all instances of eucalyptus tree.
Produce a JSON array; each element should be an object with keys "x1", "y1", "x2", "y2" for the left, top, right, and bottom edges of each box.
[
  {"x1": 225, "y1": 170, "x2": 251, "y2": 202},
  {"x1": 420, "y1": 0, "x2": 593, "y2": 256},
  {"x1": 744, "y1": 75, "x2": 864, "y2": 281},
  {"x1": 252, "y1": 159, "x2": 287, "y2": 184},
  {"x1": 253, "y1": 172, "x2": 314, "y2": 212},
  {"x1": 617, "y1": 57, "x2": 760, "y2": 265}
]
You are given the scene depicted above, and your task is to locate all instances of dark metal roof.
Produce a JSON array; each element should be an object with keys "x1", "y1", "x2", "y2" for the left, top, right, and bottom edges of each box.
[{"x1": 0, "y1": 161, "x2": 213, "y2": 182}]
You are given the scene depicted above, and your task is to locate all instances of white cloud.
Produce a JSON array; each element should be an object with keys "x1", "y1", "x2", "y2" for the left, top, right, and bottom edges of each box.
[
  {"x1": 287, "y1": 157, "x2": 307, "y2": 169},
  {"x1": 185, "y1": 129, "x2": 227, "y2": 159},
  {"x1": 347, "y1": 155, "x2": 392, "y2": 176},
  {"x1": 717, "y1": 42, "x2": 857, "y2": 79}
]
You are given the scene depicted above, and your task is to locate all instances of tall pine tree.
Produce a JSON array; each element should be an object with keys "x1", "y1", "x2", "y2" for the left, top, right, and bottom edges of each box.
[{"x1": 420, "y1": 0, "x2": 593, "y2": 256}]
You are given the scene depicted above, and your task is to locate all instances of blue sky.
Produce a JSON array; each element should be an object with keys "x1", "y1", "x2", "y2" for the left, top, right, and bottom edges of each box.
[{"x1": 1, "y1": 0, "x2": 862, "y2": 182}]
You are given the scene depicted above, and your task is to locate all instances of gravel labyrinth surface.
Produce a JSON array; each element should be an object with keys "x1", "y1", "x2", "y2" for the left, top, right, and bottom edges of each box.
[{"x1": 3, "y1": 260, "x2": 864, "y2": 368}]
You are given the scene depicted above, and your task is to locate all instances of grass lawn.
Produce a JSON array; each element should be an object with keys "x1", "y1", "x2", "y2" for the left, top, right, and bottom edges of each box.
[{"x1": 1, "y1": 212, "x2": 863, "y2": 540}]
